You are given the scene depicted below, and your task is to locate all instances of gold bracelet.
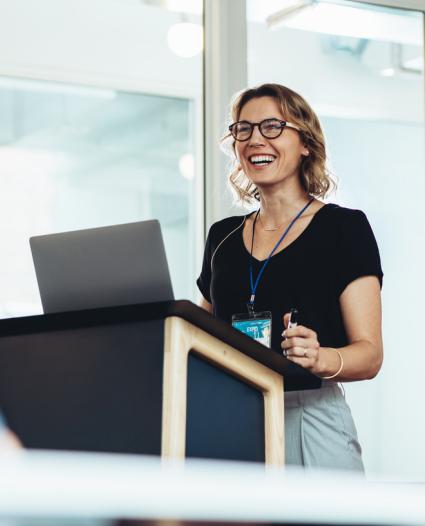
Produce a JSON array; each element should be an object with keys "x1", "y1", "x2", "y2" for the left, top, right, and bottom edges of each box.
[{"x1": 321, "y1": 349, "x2": 343, "y2": 380}]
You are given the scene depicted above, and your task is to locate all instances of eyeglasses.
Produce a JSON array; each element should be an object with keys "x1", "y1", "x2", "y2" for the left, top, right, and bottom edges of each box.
[{"x1": 228, "y1": 118, "x2": 301, "y2": 142}]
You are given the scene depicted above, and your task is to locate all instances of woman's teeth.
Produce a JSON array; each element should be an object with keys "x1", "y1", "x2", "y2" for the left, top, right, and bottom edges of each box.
[{"x1": 249, "y1": 155, "x2": 276, "y2": 166}]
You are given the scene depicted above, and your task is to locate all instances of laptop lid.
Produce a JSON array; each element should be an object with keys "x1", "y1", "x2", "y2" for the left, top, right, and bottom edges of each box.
[{"x1": 30, "y1": 220, "x2": 174, "y2": 313}]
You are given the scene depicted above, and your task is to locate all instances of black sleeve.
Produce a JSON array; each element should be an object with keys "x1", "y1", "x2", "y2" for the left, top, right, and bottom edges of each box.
[
  {"x1": 196, "y1": 225, "x2": 214, "y2": 303},
  {"x1": 335, "y1": 209, "x2": 383, "y2": 296}
]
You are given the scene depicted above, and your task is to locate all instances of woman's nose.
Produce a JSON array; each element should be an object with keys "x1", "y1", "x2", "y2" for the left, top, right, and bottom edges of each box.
[{"x1": 249, "y1": 124, "x2": 265, "y2": 145}]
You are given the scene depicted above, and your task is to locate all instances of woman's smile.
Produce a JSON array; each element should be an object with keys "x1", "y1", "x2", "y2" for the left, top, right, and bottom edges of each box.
[{"x1": 248, "y1": 153, "x2": 277, "y2": 169}]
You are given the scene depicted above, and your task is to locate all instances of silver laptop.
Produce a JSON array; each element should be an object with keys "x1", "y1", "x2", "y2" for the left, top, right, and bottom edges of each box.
[{"x1": 30, "y1": 220, "x2": 174, "y2": 313}]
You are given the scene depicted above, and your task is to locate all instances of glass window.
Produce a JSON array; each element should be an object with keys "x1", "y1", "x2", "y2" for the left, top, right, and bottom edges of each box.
[
  {"x1": 0, "y1": 0, "x2": 203, "y2": 317},
  {"x1": 247, "y1": 0, "x2": 424, "y2": 478}
]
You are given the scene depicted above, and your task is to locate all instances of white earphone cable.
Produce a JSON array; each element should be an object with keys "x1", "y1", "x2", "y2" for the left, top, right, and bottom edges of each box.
[{"x1": 210, "y1": 216, "x2": 247, "y2": 270}]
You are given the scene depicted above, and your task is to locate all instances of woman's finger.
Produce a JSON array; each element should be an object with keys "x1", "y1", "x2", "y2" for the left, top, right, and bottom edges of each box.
[
  {"x1": 286, "y1": 346, "x2": 312, "y2": 358},
  {"x1": 282, "y1": 313, "x2": 291, "y2": 330},
  {"x1": 286, "y1": 354, "x2": 312, "y2": 366},
  {"x1": 284, "y1": 325, "x2": 317, "y2": 339},
  {"x1": 284, "y1": 325, "x2": 317, "y2": 338},
  {"x1": 282, "y1": 336, "x2": 319, "y2": 350}
]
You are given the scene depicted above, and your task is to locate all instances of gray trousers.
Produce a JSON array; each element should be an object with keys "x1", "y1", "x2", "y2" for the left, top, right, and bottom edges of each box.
[{"x1": 284, "y1": 382, "x2": 364, "y2": 472}]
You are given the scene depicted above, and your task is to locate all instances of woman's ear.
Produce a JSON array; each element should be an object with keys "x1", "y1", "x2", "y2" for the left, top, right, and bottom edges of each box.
[{"x1": 302, "y1": 148, "x2": 310, "y2": 157}]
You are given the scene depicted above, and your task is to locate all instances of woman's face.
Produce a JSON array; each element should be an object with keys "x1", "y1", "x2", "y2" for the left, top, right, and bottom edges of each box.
[{"x1": 234, "y1": 96, "x2": 309, "y2": 191}]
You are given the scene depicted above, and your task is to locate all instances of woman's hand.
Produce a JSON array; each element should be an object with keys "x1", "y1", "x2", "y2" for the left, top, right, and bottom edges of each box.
[{"x1": 281, "y1": 312, "x2": 322, "y2": 375}]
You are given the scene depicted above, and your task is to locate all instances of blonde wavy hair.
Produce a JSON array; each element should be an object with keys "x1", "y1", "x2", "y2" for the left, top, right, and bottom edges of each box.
[{"x1": 221, "y1": 83, "x2": 335, "y2": 206}]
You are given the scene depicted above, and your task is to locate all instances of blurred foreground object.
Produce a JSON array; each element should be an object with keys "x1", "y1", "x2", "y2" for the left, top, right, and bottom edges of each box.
[
  {"x1": 0, "y1": 428, "x2": 21, "y2": 450},
  {"x1": 0, "y1": 412, "x2": 21, "y2": 450},
  {"x1": 0, "y1": 451, "x2": 424, "y2": 526}
]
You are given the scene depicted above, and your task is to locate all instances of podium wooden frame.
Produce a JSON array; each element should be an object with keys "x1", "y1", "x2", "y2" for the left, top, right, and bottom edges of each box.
[{"x1": 161, "y1": 316, "x2": 285, "y2": 466}]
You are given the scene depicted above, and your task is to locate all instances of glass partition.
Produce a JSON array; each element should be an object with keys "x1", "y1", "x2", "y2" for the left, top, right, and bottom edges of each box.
[
  {"x1": 0, "y1": 0, "x2": 204, "y2": 317},
  {"x1": 247, "y1": 0, "x2": 424, "y2": 479}
]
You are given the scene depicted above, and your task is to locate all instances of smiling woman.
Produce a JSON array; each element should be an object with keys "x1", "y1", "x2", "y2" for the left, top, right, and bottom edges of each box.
[
  {"x1": 197, "y1": 83, "x2": 384, "y2": 471},
  {"x1": 223, "y1": 84, "x2": 334, "y2": 204}
]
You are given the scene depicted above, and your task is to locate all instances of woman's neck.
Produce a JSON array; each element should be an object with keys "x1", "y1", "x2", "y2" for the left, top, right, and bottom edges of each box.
[{"x1": 258, "y1": 186, "x2": 312, "y2": 226}]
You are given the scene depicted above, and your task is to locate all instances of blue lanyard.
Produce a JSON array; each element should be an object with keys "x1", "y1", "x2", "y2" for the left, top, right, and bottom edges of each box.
[{"x1": 248, "y1": 198, "x2": 314, "y2": 313}]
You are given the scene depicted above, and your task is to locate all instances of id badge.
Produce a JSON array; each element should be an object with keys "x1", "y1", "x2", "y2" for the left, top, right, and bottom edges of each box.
[{"x1": 232, "y1": 310, "x2": 272, "y2": 348}]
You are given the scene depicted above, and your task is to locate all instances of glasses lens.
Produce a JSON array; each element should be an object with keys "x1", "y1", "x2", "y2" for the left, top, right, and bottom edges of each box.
[
  {"x1": 260, "y1": 119, "x2": 284, "y2": 138},
  {"x1": 232, "y1": 121, "x2": 252, "y2": 141}
]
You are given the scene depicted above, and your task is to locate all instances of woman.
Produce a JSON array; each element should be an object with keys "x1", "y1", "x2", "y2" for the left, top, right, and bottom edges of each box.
[{"x1": 197, "y1": 83, "x2": 383, "y2": 471}]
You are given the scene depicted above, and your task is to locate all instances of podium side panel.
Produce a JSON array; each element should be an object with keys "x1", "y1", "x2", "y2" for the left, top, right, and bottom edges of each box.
[{"x1": 186, "y1": 352, "x2": 265, "y2": 462}]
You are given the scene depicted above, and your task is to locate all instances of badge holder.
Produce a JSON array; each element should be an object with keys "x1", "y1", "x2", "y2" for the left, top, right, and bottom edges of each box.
[{"x1": 232, "y1": 304, "x2": 272, "y2": 348}]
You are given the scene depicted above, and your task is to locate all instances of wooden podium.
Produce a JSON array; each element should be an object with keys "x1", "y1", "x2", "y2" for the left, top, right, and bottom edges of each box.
[{"x1": 0, "y1": 301, "x2": 321, "y2": 465}]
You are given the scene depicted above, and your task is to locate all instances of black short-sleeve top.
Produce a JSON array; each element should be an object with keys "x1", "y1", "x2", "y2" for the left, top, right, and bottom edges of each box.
[{"x1": 197, "y1": 203, "x2": 383, "y2": 353}]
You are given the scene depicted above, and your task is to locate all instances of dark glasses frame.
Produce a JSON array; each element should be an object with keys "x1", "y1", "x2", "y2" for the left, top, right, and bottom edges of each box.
[{"x1": 228, "y1": 118, "x2": 301, "y2": 142}]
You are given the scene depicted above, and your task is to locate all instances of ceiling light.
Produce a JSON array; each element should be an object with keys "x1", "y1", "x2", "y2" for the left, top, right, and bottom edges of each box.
[
  {"x1": 167, "y1": 22, "x2": 203, "y2": 58},
  {"x1": 265, "y1": 1, "x2": 423, "y2": 46},
  {"x1": 380, "y1": 68, "x2": 395, "y2": 77},
  {"x1": 179, "y1": 153, "x2": 195, "y2": 180}
]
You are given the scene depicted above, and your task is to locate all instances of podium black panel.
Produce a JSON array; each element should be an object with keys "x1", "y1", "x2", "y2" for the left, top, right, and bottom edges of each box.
[
  {"x1": 0, "y1": 319, "x2": 164, "y2": 454},
  {"x1": 186, "y1": 352, "x2": 264, "y2": 462}
]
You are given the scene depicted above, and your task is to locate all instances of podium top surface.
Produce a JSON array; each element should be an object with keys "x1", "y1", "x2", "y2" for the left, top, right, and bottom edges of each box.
[{"x1": 0, "y1": 300, "x2": 321, "y2": 390}]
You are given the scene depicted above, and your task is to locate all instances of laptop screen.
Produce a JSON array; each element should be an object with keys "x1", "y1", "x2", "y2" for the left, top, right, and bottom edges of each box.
[{"x1": 30, "y1": 220, "x2": 174, "y2": 313}]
